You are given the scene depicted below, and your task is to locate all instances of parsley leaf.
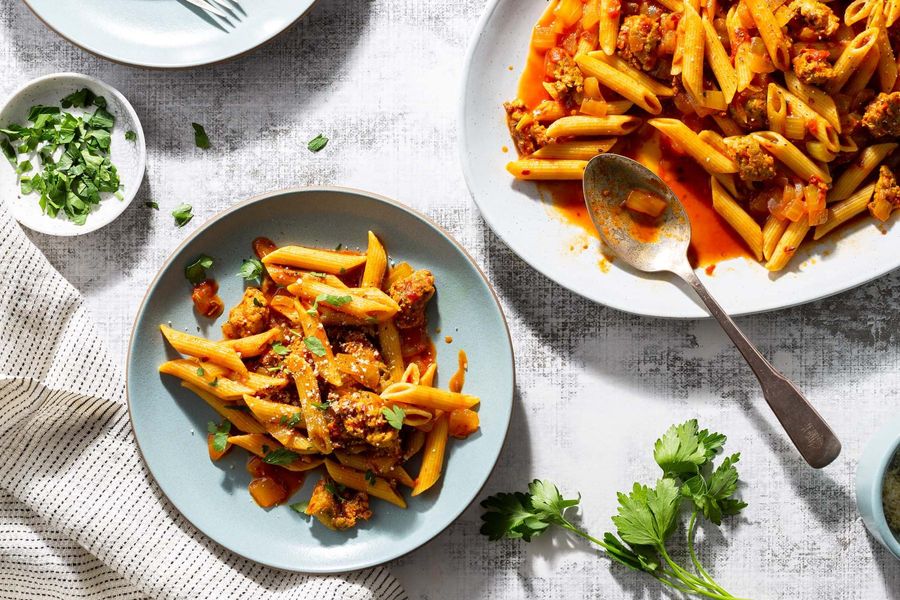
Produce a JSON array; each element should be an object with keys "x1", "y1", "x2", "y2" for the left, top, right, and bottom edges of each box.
[
  {"x1": 479, "y1": 421, "x2": 748, "y2": 600},
  {"x1": 285, "y1": 412, "x2": 303, "y2": 426},
  {"x1": 262, "y1": 448, "x2": 299, "y2": 466},
  {"x1": 365, "y1": 469, "x2": 376, "y2": 486},
  {"x1": 172, "y1": 203, "x2": 193, "y2": 227},
  {"x1": 209, "y1": 377, "x2": 218, "y2": 388},
  {"x1": 125, "y1": 130, "x2": 137, "y2": 142},
  {"x1": 324, "y1": 480, "x2": 346, "y2": 499},
  {"x1": 303, "y1": 337, "x2": 327, "y2": 357},
  {"x1": 307, "y1": 134, "x2": 328, "y2": 152},
  {"x1": 310, "y1": 401, "x2": 330, "y2": 411},
  {"x1": 289, "y1": 501, "x2": 309, "y2": 515},
  {"x1": 145, "y1": 201, "x2": 159, "y2": 210},
  {"x1": 196, "y1": 366, "x2": 205, "y2": 376},
  {"x1": 192, "y1": 123, "x2": 210, "y2": 149},
  {"x1": 60, "y1": 88, "x2": 95, "y2": 108},
  {"x1": 206, "y1": 420, "x2": 231, "y2": 453},
  {"x1": 380, "y1": 405, "x2": 405, "y2": 430},
  {"x1": 185, "y1": 254, "x2": 213, "y2": 284},
  {"x1": 307, "y1": 293, "x2": 352, "y2": 314},
  {"x1": 238, "y1": 257, "x2": 264, "y2": 282},
  {"x1": 271, "y1": 342, "x2": 289, "y2": 356}
]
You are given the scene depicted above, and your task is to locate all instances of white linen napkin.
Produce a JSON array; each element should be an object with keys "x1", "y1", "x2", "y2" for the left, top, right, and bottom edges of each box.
[{"x1": 0, "y1": 202, "x2": 406, "y2": 600}]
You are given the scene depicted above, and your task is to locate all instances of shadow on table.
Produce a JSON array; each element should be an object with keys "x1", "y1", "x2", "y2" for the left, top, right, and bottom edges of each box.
[{"x1": 869, "y1": 535, "x2": 900, "y2": 598}]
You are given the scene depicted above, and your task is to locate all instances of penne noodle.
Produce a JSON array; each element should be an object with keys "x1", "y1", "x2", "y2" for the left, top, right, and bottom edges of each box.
[
  {"x1": 159, "y1": 359, "x2": 253, "y2": 401},
  {"x1": 381, "y1": 382, "x2": 479, "y2": 411},
  {"x1": 160, "y1": 325, "x2": 248, "y2": 379},
  {"x1": 710, "y1": 178, "x2": 764, "y2": 260},
  {"x1": 843, "y1": 45, "x2": 880, "y2": 96},
  {"x1": 506, "y1": 158, "x2": 588, "y2": 180},
  {"x1": 766, "y1": 219, "x2": 811, "y2": 272},
  {"x1": 411, "y1": 413, "x2": 449, "y2": 496},
  {"x1": 324, "y1": 459, "x2": 407, "y2": 508},
  {"x1": 575, "y1": 56, "x2": 663, "y2": 114},
  {"x1": 783, "y1": 73, "x2": 841, "y2": 132},
  {"x1": 702, "y1": 15, "x2": 738, "y2": 103},
  {"x1": 361, "y1": 231, "x2": 388, "y2": 289},
  {"x1": 827, "y1": 28, "x2": 879, "y2": 93},
  {"x1": 586, "y1": 52, "x2": 676, "y2": 97},
  {"x1": 292, "y1": 299, "x2": 343, "y2": 386},
  {"x1": 766, "y1": 83, "x2": 787, "y2": 135},
  {"x1": 751, "y1": 131, "x2": 832, "y2": 183},
  {"x1": 385, "y1": 262, "x2": 413, "y2": 289},
  {"x1": 762, "y1": 214, "x2": 790, "y2": 261},
  {"x1": 598, "y1": 0, "x2": 621, "y2": 55},
  {"x1": 227, "y1": 434, "x2": 323, "y2": 472},
  {"x1": 828, "y1": 143, "x2": 897, "y2": 202},
  {"x1": 419, "y1": 363, "x2": 437, "y2": 388},
  {"x1": 261, "y1": 245, "x2": 366, "y2": 274},
  {"x1": 681, "y1": 3, "x2": 706, "y2": 100},
  {"x1": 530, "y1": 139, "x2": 618, "y2": 160},
  {"x1": 219, "y1": 328, "x2": 280, "y2": 358},
  {"x1": 844, "y1": 0, "x2": 873, "y2": 24},
  {"x1": 378, "y1": 320, "x2": 405, "y2": 385},
  {"x1": 242, "y1": 393, "x2": 305, "y2": 428},
  {"x1": 285, "y1": 352, "x2": 332, "y2": 454},
  {"x1": 648, "y1": 118, "x2": 739, "y2": 174},
  {"x1": 866, "y1": 0, "x2": 898, "y2": 91},
  {"x1": 288, "y1": 275, "x2": 399, "y2": 321},
  {"x1": 181, "y1": 381, "x2": 267, "y2": 434},
  {"x1": 396, "y1": 402, "x2": 435, "y2": 427},
  {"x1": 806, "y1": 141, "x2": 837, "y2": 163},
  {"x1": 743, "y1": 0, "x2": 791, "y2": 70},
  {"x1": 545, "y1": 114, "x2": 643, "y2": 137},
  {"x1": 334, "y1": 451, "x2": 415, "y2": 488}
]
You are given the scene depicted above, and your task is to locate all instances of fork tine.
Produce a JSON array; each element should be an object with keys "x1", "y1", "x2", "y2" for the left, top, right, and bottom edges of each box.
[{"x1": 183, "y1": 0, "x2": 229, "y2": 18}]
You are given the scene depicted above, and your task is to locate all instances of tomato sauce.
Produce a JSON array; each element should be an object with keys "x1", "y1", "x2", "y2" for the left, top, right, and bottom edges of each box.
[{"x1": 246, "y1": 455, "x2": 307, "y2": 508}]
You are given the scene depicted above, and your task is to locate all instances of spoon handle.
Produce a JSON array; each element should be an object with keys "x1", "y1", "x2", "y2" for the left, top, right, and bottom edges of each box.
[{"x1": 675, "y1": 267, "x2": 841, "y2": 468}]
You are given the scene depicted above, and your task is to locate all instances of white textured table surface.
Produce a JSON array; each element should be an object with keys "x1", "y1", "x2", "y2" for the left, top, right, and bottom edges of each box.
[{"x1": 2, "y1": 1, "x2": 899, "y2": 598}]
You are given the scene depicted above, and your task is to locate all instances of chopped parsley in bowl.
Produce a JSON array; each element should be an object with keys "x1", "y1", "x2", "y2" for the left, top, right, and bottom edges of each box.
[{"x1": 0, "y1": 73, "x2": 146, "y2": 236}]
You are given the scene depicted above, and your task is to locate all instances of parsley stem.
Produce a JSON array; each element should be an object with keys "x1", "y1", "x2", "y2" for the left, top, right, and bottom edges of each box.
[
  {"x1": 658, "y1": 547, "x2": 736, "y2": 599},
  {"x1": 687, "y1": 511, "x2": 730, "y2": 597}
]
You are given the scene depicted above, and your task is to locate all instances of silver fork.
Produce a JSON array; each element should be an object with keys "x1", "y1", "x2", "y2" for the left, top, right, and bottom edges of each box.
[{"x1": 183, "y1": 0, "x2": 230, "y2": 18}]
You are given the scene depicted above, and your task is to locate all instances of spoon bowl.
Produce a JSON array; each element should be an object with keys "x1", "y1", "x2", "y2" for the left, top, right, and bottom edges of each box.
[
  {"x1": 583, "y1": 154, "x2": 690, "y2": 273},
  {"x1": 583, "y1": 153, "x2": 841, "y2": 469}
]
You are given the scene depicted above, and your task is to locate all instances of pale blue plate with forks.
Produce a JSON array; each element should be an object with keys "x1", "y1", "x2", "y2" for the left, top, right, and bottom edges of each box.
[{"x1": 23, "y1": 0, "x2": 317, "y2": 68}]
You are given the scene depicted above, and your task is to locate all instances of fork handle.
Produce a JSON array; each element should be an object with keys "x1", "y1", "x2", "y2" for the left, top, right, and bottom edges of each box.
[{"x1": 674, "y1": 266, "x2": 841, "y2": 468}]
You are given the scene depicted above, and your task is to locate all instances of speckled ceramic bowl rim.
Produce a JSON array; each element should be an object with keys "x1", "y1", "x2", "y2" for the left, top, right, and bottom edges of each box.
[
  {"x1": 124, "y1": 185, "x2": 516, "y2": 572},
  {"x1": 20, "y1": 0, "x2": 318, "y2": 70},
  {"x1": 864, "y1": 431, "x2": 900, "y2": 558},
  {"x1": 1, "y1": 72, "x2": 147, "y2": 236}
]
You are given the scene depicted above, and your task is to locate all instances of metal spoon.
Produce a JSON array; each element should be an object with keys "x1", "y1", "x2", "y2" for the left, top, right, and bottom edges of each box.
[{"x1": 583, "y1": 153, "x2": 841, "y2": 469}]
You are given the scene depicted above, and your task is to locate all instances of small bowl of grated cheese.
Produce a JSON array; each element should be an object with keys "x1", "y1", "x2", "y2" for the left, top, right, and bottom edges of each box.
[{"x1": 856, "y1": 418, "x2": 900, "y2": 560}]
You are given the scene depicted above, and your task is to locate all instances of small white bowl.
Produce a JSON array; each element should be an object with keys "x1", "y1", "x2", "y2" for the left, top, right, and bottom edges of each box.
[{"x1": 0, "y1": 73, "x2": 146, "y2": 236}]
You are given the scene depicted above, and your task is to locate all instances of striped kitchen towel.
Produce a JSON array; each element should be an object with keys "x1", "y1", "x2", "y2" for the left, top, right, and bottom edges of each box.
[{"x1": 0, "y1": 202, "x2": 406, "y2": 600}]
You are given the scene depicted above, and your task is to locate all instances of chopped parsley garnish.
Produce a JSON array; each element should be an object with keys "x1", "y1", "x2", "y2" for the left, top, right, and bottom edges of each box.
[
  {"x1": 303, "y1": 337, "x2": 327, "y2": 357},
  {"x1": 185, "y1": 254, "x2": 213, "y2": 284},
  {"x1": 310, "y1": 401, "x2": 330, "y2": 411},
  {"x1": 238, "y1": 257, "x2": 264, "y2": 282},
  {"x1": 209, "y1": 377, "x2": 219, "y2": 388},
  {"x1": 324, "y1": 480, "x2": 346, "y2": 499},
  {"x1": 381, "y1": 405, "x2": 405, "y2": 430},
  {"x1": 365, "y1": 469, "x2": 376, "y2": 486},
  {"x1": 196, "y1": 366, "x2": 205, "y2": 377},
  {"x1": 262, "y1": 448, "x2": 299, "y2": 466},
  {"x1": 172, "y1": 203, "x2": 193, "y2": 227},
  {"x1": 192, "y1": 122, "x2": 210, "y2": 149},
  {"x1": 279, "y1": 412, "x2": 303, "y2": 427},
  {"x1": 307, "y1": 134, "x2": 328, "y2": 152},
  {"x1": 124, "y1": 130, "x2": 136, "y2": 142},
  {"x1": 271, "y1": 342, "x2": 290, "y2": 356},
  {"x1": 306, "y1": 293, "x2": 352, "y2": 315},
  {"x1": 334, "y1": 243, "x2": 342, "y2": 251},
  {"x1": 2, "y1": 90, "x2": 123, "y2": 225},
  {"x1": 225, "y1": 405, "x2": 251, "y2": 413},
  {"x1": 207, "y1": 420, "x2": 231, "y2": 453},
  {"x1": 289, "y1": 501, "x2": 309, "y2": 515},
  {"x1": 252, "y1": 297, "x2": 264, "y2": 307},
  {"x1": 144, "y1": 201, "x2": 159, "y2": 210}
]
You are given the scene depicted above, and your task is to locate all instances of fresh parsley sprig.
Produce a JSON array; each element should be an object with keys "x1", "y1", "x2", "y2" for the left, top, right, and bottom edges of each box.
[
  {"x1": 206, "y1": 420, "x2": 231, "y2": 453},
  {"x1": 480, "y1": 420, "x2": 747, "y2": 600}
]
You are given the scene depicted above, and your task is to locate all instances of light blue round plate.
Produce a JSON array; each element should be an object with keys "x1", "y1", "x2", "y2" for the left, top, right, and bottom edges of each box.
[
  {"x1": 23, "y1": 0, "x2": 317, "y2": 68},
  {"x1": 126, "y1": 187, "x2": 514, "y2": 573}
]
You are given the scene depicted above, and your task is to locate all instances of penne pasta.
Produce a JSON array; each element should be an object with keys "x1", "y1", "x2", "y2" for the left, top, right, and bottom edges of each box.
[
  {"x1": 828, "y1": 143, "x2": 897, "y2": 202},
  {"x1": 702, "y1": 15, "x2": 738, "y2": 103},
  {"x1": 545, "y1": 114, "x2": 643, "y2": 138},
  {"x1": 261, "y1": 245, "x2": 366, "y2": 274},
  {"x1": 227, "y1": 434, "x2": 323, "y2": 472},
  {"x1": 598, "y1": 0, "x2": 621, "y2": 55},
  {"x1": 287, "y1": 275, "x2": 399, "y2": 321},
  {"x1": 160, "y1": 325, "x2": 248, "y2": 379},
  {"x1": 762, "y1": 214, "x2": 790, "y2": 261},
  {"x1": 324, "y1": 459, "x2": 407, "y2": 508},
  {"x1": 827, "y1": 28, "x2": 879, "y2": 93},
  {"x1": 361, "y1": 231, "x2": 388, "y2": 289},
  {"x1": 506, "y1": 158, "x2": 588, "y2": 180},
  {"x1": 334, "y1": 451, "x2": 415, "y2": 488},
  {"x1": 411, "y1": 412, "x2": 449, "y2": 496},
  {"x1": 159, "y1": 359, "x2": 253, "y2": 401},
  {"x1": 181, "y1": 382, "x2": 267, "y2": 434},
  {"x1": 648, "y1": 119, "x2": 739, "y2": 174},
  {"x1": 292, "y1": 299, "x2": 343, "y2": 387},
  {"x1": 378, "y1": 320, "x2": 405, "y2": 385},
  {"x1": 710, "y1": 177, "x2": 764, "y2": 260},
  {"x1": 766, "y1": 219, "x2": 811, "y2": 272},
  {"x1": 783, "y1": 73, "x2": 841, "y2": 132},
  {"x1": 575, "y1": 54, "x2": 663, "y2": 114},
  {"x1": 531, "y1": 139, "x2": 618, "y2": 160},
  {"x1": 219, "y1": 328, "x2": 280, "y2": 358},
  {"x1": 285, "y1": 352, "x2": 332, "y2": 454},
  {"x1": 381, "y1": 382, "x2": 479, "y2": 411},
  {"x1": 681, "y1": 3, "x2": 706, "y2": 100},
  {"x1": 750, "y1": 131, "x2": 832, "y2": 183},
  {"x1": 743, "y1": 0, "x2": 791, "y2": 70}
]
